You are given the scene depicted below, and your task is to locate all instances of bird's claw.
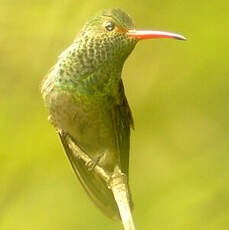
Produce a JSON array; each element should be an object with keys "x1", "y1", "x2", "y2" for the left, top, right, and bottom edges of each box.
[{"x1": 85, "y1": 153, "x2": 104, "y2": 171}]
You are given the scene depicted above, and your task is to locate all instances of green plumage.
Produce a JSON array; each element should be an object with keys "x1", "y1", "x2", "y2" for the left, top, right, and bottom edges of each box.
[{"x1": 41, "y1": 8, "x2": 138, "y2": 220}]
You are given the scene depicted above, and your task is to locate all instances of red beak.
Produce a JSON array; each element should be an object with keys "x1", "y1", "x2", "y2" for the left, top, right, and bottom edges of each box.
[{"x1": 127, "y1": 30, "x2": 186, "y2": 40}]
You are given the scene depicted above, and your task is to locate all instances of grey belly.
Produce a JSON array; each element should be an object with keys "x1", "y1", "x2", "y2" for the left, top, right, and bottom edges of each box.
[{"x1": 50, "y1": 91, "x2": 119, "y2": 171}]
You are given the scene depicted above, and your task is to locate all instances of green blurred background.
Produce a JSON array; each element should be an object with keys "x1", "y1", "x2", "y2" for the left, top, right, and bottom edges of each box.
[{"x1": 1, "y1": 0, "x2": 229, "y2": 229}]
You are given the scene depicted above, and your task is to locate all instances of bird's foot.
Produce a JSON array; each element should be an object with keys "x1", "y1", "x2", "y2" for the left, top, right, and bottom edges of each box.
[{"x1": 86, "y1": 153, "x2": 104, "y2": 171}]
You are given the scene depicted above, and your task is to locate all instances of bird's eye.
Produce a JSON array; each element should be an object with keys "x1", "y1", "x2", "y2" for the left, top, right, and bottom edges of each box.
[{"x1": 104, "y1": 21, "x2": 115, "y2": 31}]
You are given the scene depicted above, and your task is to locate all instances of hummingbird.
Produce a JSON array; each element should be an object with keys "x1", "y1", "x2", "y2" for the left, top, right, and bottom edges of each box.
[{"x1": 41, "y1": 8, "x2": 185, "y2": 221}]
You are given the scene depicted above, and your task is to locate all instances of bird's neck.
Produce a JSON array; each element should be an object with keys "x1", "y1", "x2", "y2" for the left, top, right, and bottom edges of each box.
[{"x1": 54, "y1": 39, "x2": 126, "y2": 97}]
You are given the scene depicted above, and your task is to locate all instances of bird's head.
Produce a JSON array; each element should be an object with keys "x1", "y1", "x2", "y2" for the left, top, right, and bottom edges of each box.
[{"x1": 75, "y1": 8, "x2": 185, "y2": 71}]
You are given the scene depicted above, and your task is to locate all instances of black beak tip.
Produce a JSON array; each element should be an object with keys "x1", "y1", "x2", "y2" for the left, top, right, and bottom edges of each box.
[{"x1": 175, "y1": 35, "x2": 187, "y2": 41}]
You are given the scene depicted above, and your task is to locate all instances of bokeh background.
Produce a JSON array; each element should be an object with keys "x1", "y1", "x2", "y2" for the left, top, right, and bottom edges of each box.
[{"x1": 1, "y1": 0, "x2": 229, "y2": 229}]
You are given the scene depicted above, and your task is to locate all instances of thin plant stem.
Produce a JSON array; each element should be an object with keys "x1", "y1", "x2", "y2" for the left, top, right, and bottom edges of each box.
[
  {"x1": 66, "y1": 134, "x2": 136, "y2": 230},
  {"x1": 109, "y1": 167, "x2": 136, "y2": 230}
]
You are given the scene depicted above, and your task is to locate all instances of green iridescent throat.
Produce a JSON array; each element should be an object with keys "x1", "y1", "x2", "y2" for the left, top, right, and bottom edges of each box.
[{"x1": 55, "y1": 34, "x2": 136, "y2": 95}]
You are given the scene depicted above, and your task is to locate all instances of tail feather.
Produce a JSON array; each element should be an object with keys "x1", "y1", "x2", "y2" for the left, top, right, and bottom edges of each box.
[{"x1": 59, "y1": 132, "x2": 121, "y2": 220}]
